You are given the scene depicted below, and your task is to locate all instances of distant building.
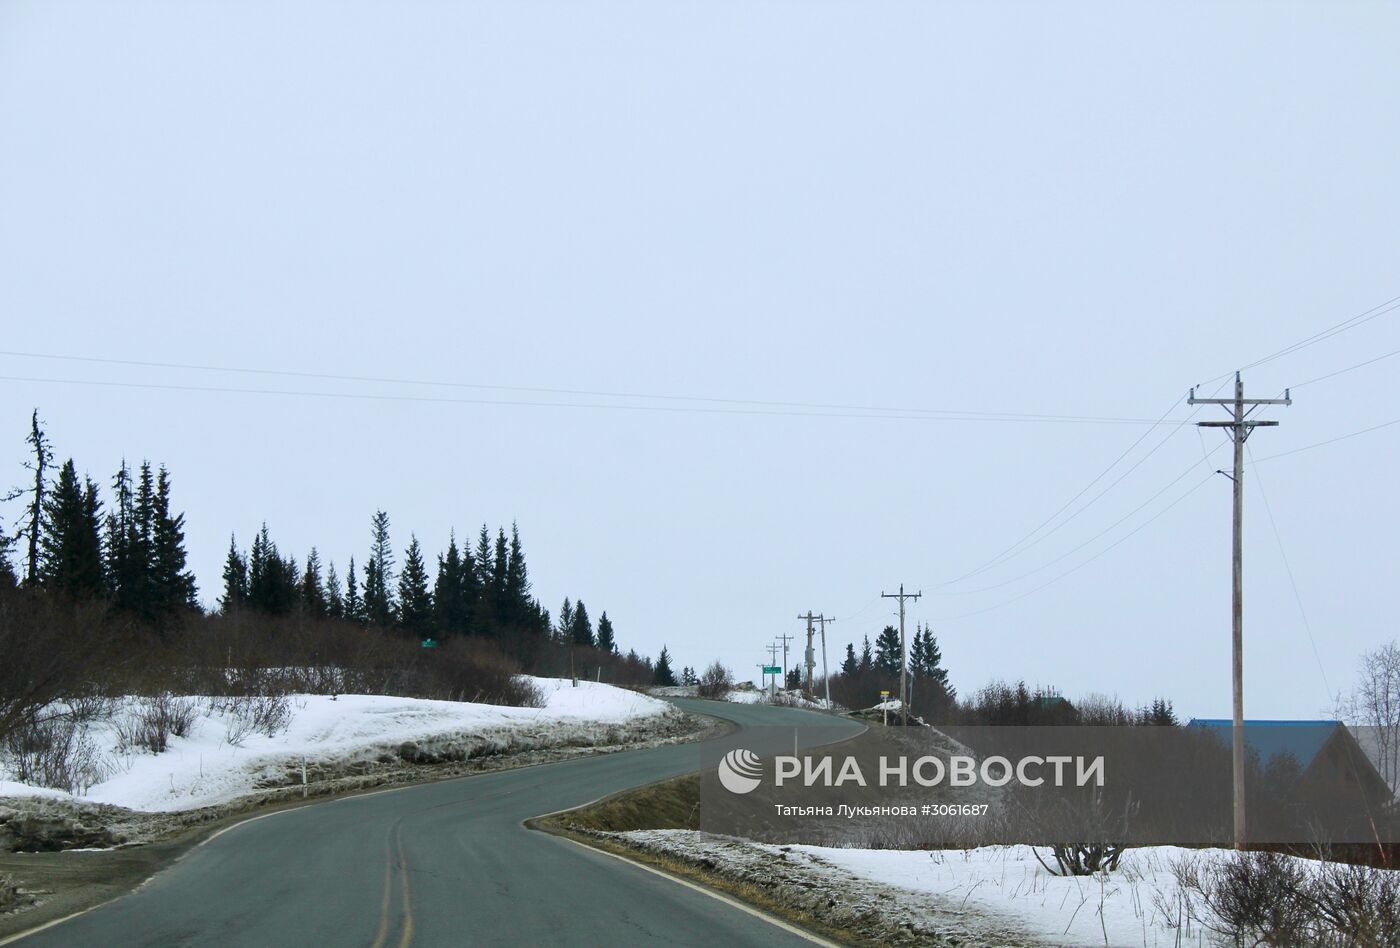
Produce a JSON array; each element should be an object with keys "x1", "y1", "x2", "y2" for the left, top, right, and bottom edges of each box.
[{"x1": 1187, "y1": 718, "x2": 1393, "y2": 804}]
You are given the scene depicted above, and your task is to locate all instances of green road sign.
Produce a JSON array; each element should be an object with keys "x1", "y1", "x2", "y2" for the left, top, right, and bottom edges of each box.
[
  {"x1": 762, "y1": 666, "x2": 781, "y2": 675},
  {"x1": 421, "y1": 638, "x2": 438, "y2": 648}
]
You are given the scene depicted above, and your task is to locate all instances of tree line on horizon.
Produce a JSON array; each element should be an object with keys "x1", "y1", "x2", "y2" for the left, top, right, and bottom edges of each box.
[{"x1": 0, "y1": 410, "x2": 664, "y2": 685}]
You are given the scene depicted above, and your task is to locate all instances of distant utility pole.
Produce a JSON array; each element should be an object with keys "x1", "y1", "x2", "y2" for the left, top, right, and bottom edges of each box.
[
  {"x1": 797, "y1": 613, "x2": 818, "y2": 698},
  {"x1": 881, "y1": 584, "x2": 922, "y2": 726},
  {"x1": 815, "y1": 614, "x2": 836, "y2": 710},
  {"x1": 775, "y1": 633, "x2": 794, "y2": 690},
  {"x1": 766, "y1": 643, "x2": 782, "y2": 695},
  {"x1": 1189, "y1": 372, "x2": 1291, "y2": 851}
]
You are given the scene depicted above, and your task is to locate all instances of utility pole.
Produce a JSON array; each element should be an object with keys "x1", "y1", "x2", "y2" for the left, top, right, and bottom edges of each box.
[
  {"x1": 797, "y1": 613, "x2": 818, "y2": 698},
  {"x1": 881, "y1": 584, "x2": 922, "y2": 726},
  {"x1": 775, "y1": 633, "x2": 794, "y2": 691},
  {"x1": 1189, "y1": 372, "x2": 1290, "y2": 851},
  {"x1": 765, "y1": 643, "x2": 782, "y2": 695},
  {"x1": 815, "y1": 614, "x2": 835, "y2": 710}
]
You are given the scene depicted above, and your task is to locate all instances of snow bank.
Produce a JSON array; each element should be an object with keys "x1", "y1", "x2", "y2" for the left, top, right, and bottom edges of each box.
[
  {"x1": 0, "y1": 678, "x2": 674, "y2": 814},
  {"x1": 615, "y1": 832, "x2": 1344, "y2": 947}
]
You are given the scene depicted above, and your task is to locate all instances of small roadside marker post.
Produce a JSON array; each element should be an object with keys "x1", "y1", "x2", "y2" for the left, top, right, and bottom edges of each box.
[{"x1": 880, "y1": 690, "x2": 890, "y2": 727}]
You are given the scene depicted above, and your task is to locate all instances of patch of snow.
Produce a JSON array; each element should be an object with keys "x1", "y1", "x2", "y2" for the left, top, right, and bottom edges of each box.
[{"x1": 0, "y1": 678, "x2": 673, "y2": 814}]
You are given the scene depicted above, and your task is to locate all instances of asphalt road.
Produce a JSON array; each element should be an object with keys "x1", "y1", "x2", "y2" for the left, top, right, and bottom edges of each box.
[{"x1": 15, "y1": 698, "x2": 862, "y2": 947}]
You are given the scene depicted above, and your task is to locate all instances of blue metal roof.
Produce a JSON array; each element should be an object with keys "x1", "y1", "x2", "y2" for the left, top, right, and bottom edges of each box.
[{"x1": 1186, "y1": 719, "x2": 1343, "y2": 770}]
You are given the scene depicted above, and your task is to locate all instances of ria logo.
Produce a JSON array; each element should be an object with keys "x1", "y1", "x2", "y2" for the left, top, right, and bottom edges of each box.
[{"x1": 717, "y1": 748, "x2": 763, "y2": 794}]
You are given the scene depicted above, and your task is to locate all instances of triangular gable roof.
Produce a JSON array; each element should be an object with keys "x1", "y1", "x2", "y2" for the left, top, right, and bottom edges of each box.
[{"x1": 1186, "y1": 719, "x2": 1342, "y2": 770}]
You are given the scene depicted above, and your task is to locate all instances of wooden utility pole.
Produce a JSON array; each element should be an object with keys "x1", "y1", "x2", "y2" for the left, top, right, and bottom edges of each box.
[
  {"x1": 1189, "y1": 372, "x2": 1290, "y2": 850},
  {"x1": 774, "y1": 633, "x2": 794, "y2": 690},
  {"x1": 815, "y1": 614, "x2": 836, "y2": 710},
  {"x1": 797, "y1": 613, "x2": 818, "y2": 698},
  {"x1": 881, "y1": 584, "x2": 922, "y2": 726}
]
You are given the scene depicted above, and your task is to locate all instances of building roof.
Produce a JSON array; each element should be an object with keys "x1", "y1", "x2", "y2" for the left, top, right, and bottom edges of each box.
[{"x1": 1186, "y1": 719, "x2": 1344, "y2": 771}]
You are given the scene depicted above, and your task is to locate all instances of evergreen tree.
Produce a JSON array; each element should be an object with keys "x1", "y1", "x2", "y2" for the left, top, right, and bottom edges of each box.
[
  {"x1": 104, "y1": 461, "x2": 139, "y2": 603},
  {"x1": 363, "y1": 510, "x2": 396, "y2": 625},
  {"x1": 474, "y1": 524, "x2": 494, "y2": 634},
  {"x1": 490, "y1": 527, "x2": 509, "y2": 629},
  {"x1": 503, "y1": 522, "x2": 531, "y2": 630},
  {"x1": 18, "y1": 410, "x2": 52, "y2": 585},
  {"x1": 150, "y1": 466, "x2": 197, "y2": 616},
  {"x1": 874, "y1": 625, "x2": 902, "y2": 677},
  {"x1": 220, "y1": 535, "x2": 248, "y2": 613},
  {"x1": 912, "y1": 624, "x2": 952, "y2": 696},
  {"x1": 344, "y1": 556, "x2": 363, "y2": 622},
  {"x1": 840, "y1": 642, "x2": 858, "y2": 678},
  {"x1": 556, "y1": 598, "x2": 574, "y2": 642},
  {"x1": 397, "y1": 535, "x2": 433, "y2": 637},
  {"x1": 325, "y1": 561, "x2": 343, "y2": 619},
  {"x1": 433, "y1": 533, "x2": 471, "y2": 637},
  {"x1": 785, "y1": 667, "x2": 801, "y2": 690},
  {"x1": 595, "y1": 611, "x2": 616, "y2": 653},
  {"x1": 654, "y1": 646, "x2": 677, "y2": 686},
  {"x1": 570, "y1": 599, "x2": 594, "y2": 648},
  {"x1": 38, "y1": 459, "x2": 105, "y2": 599},
  {"x1": 248, "y1": 524, "x2": 297, "y2": 615},
  {"x1": 680, "y1": 666, "x2": 697, "y2": 686},
  {"x1": 300, "y1": 549, "x2": 326, "y2": 617}
]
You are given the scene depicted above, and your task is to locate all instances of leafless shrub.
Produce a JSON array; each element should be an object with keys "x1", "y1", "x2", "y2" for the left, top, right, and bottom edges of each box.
[
  {"x1": 1169, "y1": 850, "x2": 1400, "y2": 947},
  {"x1": 215, "y1": 693, "x2": 292, "y2": 745},
  {"x1": 2, "y1": 716, "x2": 106, "y2": 793},
  {"x1": 696, "y1": 661, "x2": 733, "y2": 699},
  {"x1": 114, "y1": 694, "x2": 198, "y2": 755}
]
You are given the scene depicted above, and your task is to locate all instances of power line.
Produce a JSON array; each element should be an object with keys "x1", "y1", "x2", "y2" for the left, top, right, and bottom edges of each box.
[
  {"x1": 0, "y1": 373, "x2": 1199, "y2": 427},
  {"x1": 937, "y1": 444, "x2": 1226, "y2": 596},
  {"x1": 0, "y1": 374, "x2": 1198, "y2": 426},
  {"x1": 1287, "y1": 344, "x2": 1400, "y2": 390},
  {"x1": 1252, "y1": 416, "x2": 1400, "y2": 462},
  {"x1": 934, "y1": 469, "x2": 1217, "y2": 621},
  {"x1": 1236, "y1": 293, "x2": 1400, "y2": 373},
  {"x1": 936, "y1": 394, "x2": 1189, "y2": 586},
  {"x1": 0, "y1": 351, "x2": 1183, "y2": 426}
]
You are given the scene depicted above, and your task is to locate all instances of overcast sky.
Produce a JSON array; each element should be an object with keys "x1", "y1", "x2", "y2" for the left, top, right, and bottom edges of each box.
[{"x1": 2, "y1": 1, "x2": 1397, "y2": 720}]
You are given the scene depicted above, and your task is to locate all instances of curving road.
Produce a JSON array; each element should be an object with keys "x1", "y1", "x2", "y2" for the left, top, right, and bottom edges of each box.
[{"x1": 14, "y1": 699, "x2": 862, "y2": 947}]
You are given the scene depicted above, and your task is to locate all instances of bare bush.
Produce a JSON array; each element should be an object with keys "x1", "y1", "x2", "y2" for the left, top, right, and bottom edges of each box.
[
  {"x1": 114, "y1": 694, "x2": 198, "y2": 755},
  {"x1": 2, "y1": 716, "x2": 106, "y2": 793},
  {"x1": 696, "y1": 661, "x2": 733, "y2": 699},
  {"x1": 1170, "y1": 850, "x2": 1400, "y2": 947},
  {"x1": 215, "y1": 693, "x2": 293, "y2": 745}
]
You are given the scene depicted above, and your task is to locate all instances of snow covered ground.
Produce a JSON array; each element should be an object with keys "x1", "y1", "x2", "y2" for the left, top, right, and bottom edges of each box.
[
  {"x1": 614, "y1": 831, "x2": 1350, "y2": 947},
  {"x1": 0, "y1": 679, "x2": 676, "y2": 813}
]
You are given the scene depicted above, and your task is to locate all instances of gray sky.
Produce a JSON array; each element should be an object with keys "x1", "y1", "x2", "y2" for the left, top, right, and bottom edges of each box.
[{"x1": 2, "y1": 1, "x2": 1397, "y2": 720}]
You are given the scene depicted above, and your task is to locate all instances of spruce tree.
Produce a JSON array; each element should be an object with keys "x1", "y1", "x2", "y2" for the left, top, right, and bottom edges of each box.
[
  {"x1": 344, "y1": 556, "x2": 363, "y2": 621},
  {"x1": 490, "y1": 527, "x2": 509, "y2": 628},
  {"x1": 433, "y1": 533, "x2": 468, "y2": 637},
  {"x1": 363, "y1": 510, "x2": 396, "y2": 625},
  {"x1": 654, "y1": 646, "x2": 677, "y2": 686},
  {"x1": 840, "y1": 642, "x2": 858, "y2": 678},
  {"x1": 858, "y1": 635, "x2": 874, "y2": 674},
  {"x1": 474, "y1": 525, "x2": 494, "y2": 635},
  {"x1": 220, "y1": 535, "x2": 248, "y2": 613},
  {"x1": 19, "y1": 410, "x2": 52, "y2": 585},
  {"x1": 596, "y1": 612, "x2": 616, "y2": 653},
  {"x1": 300, "y1": 549, "x2": 326, "y2": 616},
  {"x1": 397, "y1": 535, "x2": 433, "y2": 637},
  {"x1": 874, "y1": 625, "x2": 902, "y2": 677},
  {"x1": 150, "y1": 466, "x2": 197, "y2": 616},
  {"x1": 38, "y1": 459, "x2": 105, "y2": 599},
  {"x1": 104, "y1": 461, "x2": 138, "y2": 602},
  {"x1": 503, "y1": 522, "x2": 531, "y2": 630},
  {"x1": 325, "y1": 561, "x2": 343, "y2": 619},
  {"x1": 556, "y1": 598, "x2": 574, "y2": 642},
  {"x1": 570, "y1": 599, "x2": 594, "y2": 648}
]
